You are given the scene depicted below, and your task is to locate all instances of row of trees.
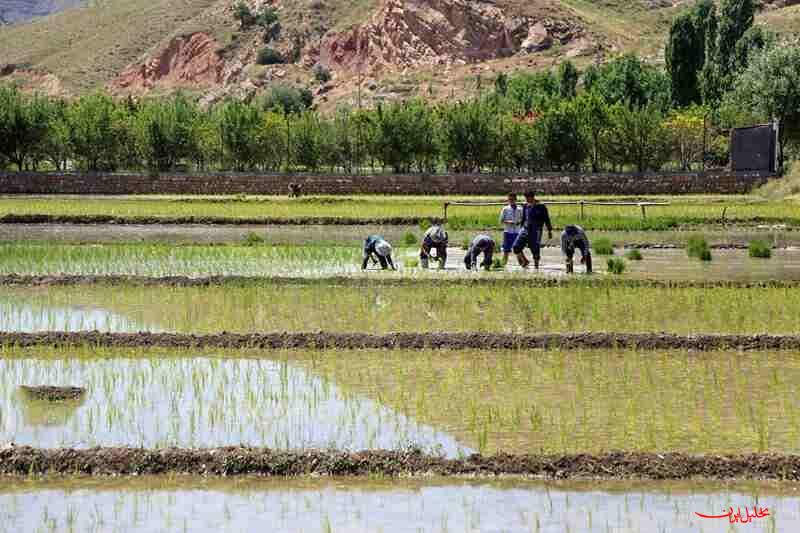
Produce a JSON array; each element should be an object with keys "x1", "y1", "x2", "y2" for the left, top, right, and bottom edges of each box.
[{"x1": 0, "y1": 0, "x2": 797, "y2": 174}]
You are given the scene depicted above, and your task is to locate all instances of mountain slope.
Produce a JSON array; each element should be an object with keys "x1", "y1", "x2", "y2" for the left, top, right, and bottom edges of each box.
[{"x1": 0, "y1": 0, "x2": 797, "y2": 104}]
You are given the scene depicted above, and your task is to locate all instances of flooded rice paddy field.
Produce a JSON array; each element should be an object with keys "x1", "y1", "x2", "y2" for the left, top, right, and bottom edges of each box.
[
  {"x1": 0, "y1": 223, "x2": 797, "y2": 249},
  {"x1": 2, "y1": 347, "x2": 800, "y2": 455},
  {"x1": 0, "y1": 476, "x2": 796, "y2": 533},
  {"x1": 3, "y1": 283, "x2": 800, "y2": 335},
  {"x1": 0, "y1": 241, "x2": 799, "y2": 281}
]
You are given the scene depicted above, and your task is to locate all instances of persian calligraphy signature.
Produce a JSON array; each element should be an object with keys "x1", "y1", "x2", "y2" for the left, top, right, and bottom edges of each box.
[{"x1": 695, "y1": 506, "x2": 770, "y2": 524}]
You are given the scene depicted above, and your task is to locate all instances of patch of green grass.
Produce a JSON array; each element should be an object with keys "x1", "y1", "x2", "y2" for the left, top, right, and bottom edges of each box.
[
  {"x1": 687, "y1": 235, "x2": 710, "y2": 260},
  {"x1": 624, "y1": 248, "x2": 643, "y2": 261},
  {"x1": 749, "y1": 240, "x2": 773, "y2": 259},
  {"x1": 593, "y1": 237, "x2": 614, "y2": 256},
  {"x1": 606, "y1": 257, "x2": 626, "y2": 275},
  {"x1": 242, "y1": 232, "x2": 266, "y2": 246}
]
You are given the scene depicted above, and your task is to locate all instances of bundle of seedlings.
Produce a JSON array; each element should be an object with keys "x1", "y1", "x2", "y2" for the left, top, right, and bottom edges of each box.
[{"x1": 687, "y1": 235, "x2": 712, "y2": 261}]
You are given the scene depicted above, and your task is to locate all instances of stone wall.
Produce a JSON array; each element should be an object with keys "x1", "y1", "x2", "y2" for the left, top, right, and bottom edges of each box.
[{"x1": 0, "y1": 170, "x2": 776, "y2": 195}]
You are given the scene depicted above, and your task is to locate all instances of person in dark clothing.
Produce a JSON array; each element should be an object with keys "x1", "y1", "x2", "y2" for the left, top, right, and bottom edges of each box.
[
  {"x1": 362, "y1": 235, "x2": 396, "y2": 270},
  {"x1": 420, "y1": 225, "x2": 449, "y2": 269},
  {"x1": 512, "y1": 191, "x2": 553, "y2": 269},
  {"x1": 464, "y1": 234, "x2": 496, "y2": 270},
  {"x1": 561, "y1": 224, "x2": 592, "y2": 274}
]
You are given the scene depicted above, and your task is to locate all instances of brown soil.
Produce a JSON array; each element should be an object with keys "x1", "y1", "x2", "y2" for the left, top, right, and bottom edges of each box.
[
  {"x1": 2, "y1": 273, "x2": 799, "y2": 290},
  {"x1": 19, "y1": 386, "x2": 85, "y2": 401},
  {"x1": 1, "y1": 446, "x2": 798, "y2": 480},
  {"x1": 1, "y1": 331, "x2": 799, "y2": 352}
]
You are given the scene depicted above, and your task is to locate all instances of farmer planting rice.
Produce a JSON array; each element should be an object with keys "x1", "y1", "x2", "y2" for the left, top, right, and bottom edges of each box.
[
  {"x1": 362, "y1": 235, "x2": 396, "y2": 270},
  {"x1": 420, "y1": 224, "x2": 449, "y2": 269},
  {"x1": 464, "y1": 234, "x2": 496, "y2": 271},
  {"x1": 561, "y1": 224, "x2": 592, "y2": 274},
  {"x1": 499, "y1": 193, "x2": 523, "y2": 266},
  {"x1": 513, "y1": 191, "x2": 553, "y2": 269}
]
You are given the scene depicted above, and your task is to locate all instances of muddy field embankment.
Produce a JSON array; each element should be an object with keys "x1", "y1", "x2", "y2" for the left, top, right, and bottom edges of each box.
[
  {"x1": 0, "y1": 170, "x2": 775, "y2": 195},
  {"x1": 3, "y1": 331, "x2": 800, "y2": 351},
  {"x1": 1, "y1": 446, "x2": 799, "y2": 480}
]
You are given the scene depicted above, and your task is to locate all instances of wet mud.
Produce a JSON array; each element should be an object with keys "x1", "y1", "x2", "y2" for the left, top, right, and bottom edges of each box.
[
  {"x1": 2, "y1": 331, "x2": 800, "y2": 351},
  {"x1": 19, "y1": 385, "x2": 85, "y2": 401},
  {"x1": 1, "y1": 446, "x2": 799, "y2": 480},
  {"x1": 2, "y1": 273, "x2": 800, "y2": 289}
]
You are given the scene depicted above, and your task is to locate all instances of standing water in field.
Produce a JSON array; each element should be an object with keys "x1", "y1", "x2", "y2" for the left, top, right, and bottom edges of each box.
[
  {"x1": 0, "y1": 357, "x2": 469, "y2": 456},
  {"x1": 0, "y1": 299, "x2": 159, "y2": 333},
  {"x1": 0, "y1": 477, "x2": 793, "y2": 533}
]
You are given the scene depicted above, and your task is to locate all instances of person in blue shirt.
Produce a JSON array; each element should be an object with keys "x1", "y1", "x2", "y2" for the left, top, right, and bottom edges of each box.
[
  {"x1": 362, "y1": 235, "x2": 396, "y2": 270},
  {"x1": 512, "y1": 191, "x2": 553, "y2": 269},
  {"x1": 561, "y1": 225, "x2": 592, "y2": 274}
]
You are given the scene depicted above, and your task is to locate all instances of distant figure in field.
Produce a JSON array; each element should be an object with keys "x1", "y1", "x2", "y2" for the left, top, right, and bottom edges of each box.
[
  {"x1": 513, "y1": 191, "x2": 553, "y2": 269},
  {"x1": 362, "y1": 235, "x2": 396, "y2": 270},
  {"x1": 499, "y1": 192, "x2": 523, "y2": 266},
  {"x1": 561, "y1": 225, "x2": 592, "y2": 274},
  {"x1": 464, "y1": 234, "x2": 496, "y2": 271},
  {"x1": 288, "y1": 182, "x2": 303, "y2": 198},
  {"x1": 420, "y1": 224, "x2": 449, "y2": 269}
]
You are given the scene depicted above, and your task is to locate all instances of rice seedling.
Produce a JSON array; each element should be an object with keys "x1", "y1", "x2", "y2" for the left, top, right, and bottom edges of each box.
[
  {"x1": 625, "y1": 248, "x2": 643, "y2": 261},
  {"x1": 490, "y1": 258, "x2": 504, "y2": 270},
  {"x1": 749, "y1": 240, "x2": 772, "y2": 259},
  {"x1": 461, "y1": 238, "x2": 470, "y2": 251},
  {"x1": 242, "y1": 232, "x2": 266, "y2": 246},
  {"x1": 592, "y1": 238, "x2": 614, "y2": 256},
  {"x1": 402, "y1": 232, "x2": 418, "y2": 246},
  {"x1": 405, "y1": 258, "x2": 420, "y2": 268},
  {"x1": 7, "y1": 283, "x2": 800, "y2": 335},
  {"x1": 686, "y1": 235, "x2": 710, "y2": 259},
  {"x1": 606, "y1": 257, "x2": 626, "y2": 275}
]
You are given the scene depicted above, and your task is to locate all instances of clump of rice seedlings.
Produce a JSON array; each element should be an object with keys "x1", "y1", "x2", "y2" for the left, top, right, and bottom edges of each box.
[
  {"x1": 592, "y1": 237, "x2": 614, "y2": 256},
  {"x1": 491, "y1": 257, "x2": 504, "y2": 270},
  {"x1": 406, "y1": 258, "x2": 420, "y2": 268},
  {"x1": 748, "y1": 240, "x2": 772, "y2": 259},
  {"x1": 687, "y1": 235, "x2": 710, "y2": 260},
  {"x1": 242, "y1": 232, "x2": 265, "y2": 246},
  {"x1": 402, "y1": 231, "x2": 418, "y2": 246},
  {"x1": 461, "y1": 238, "x2": 470, "y2": 251},
  {"x1": 606, "y1": 257, "x2": 626, "y2": 275},
  {"x1": 624, "y1": 248, "x2": 643, "y2": 261}
]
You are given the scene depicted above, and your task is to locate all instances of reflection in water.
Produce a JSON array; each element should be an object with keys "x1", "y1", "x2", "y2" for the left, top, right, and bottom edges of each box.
[
  {"x1": 0, "y1": 358, "x2": 469, "y2": 456},
  {"x1": 0, "y1": 302, "x2": 157, "y2": 333},
  {"x1": 0, "y1": 477, "x2": 792, "y2": 533}
]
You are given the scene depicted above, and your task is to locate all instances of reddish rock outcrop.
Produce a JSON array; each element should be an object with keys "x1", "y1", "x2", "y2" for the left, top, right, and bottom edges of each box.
[
  {"x1": 110, "y1": 32, "x2": 224, "y2": 94},
  {"x1": 316, "y1": 0, "x2": 582, "y2": 74}
]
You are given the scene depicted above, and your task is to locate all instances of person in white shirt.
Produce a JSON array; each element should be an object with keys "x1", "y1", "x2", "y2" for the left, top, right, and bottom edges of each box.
[
  {"x1": 499, "y1": 193, "x2": 523, "y2": 265},
  {"x1": 420, "y1": 224, "x2": 449, "y2": 269}
]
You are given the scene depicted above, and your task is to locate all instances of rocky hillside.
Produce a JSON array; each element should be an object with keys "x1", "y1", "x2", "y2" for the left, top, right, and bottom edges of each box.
[{"x1": 1, "y1": 0, "x2": 798, "y2": 107}]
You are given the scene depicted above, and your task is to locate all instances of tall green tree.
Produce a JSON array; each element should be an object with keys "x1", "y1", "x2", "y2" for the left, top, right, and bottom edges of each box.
[
  {"x1": 0, "y1": 87, "x2": 50, "y2": 170},
  {"x1": 577, "y1": 91, "x2": 611, "y2": 172},
  {"x1": 439, "y1": 99, "x2": 498, "y2": 173},
  {"x1": 68, "y1": 94, "x2": 128, "y2": 171},
  {"x1": 540, "y1": 99, "x2": 586, "y2": 171},
  {"x1": 607, "y1": 104, "x2": 670, "y2": 173},
  {"x1": 215, "y1": 99, "x2": 263, "y2": 171},
  {"x1": 133, "y1": 94, "x2": 198, "y2": 171},
  {"x1": 593, "y1": 54, "x2": 671, "y2": 110},
  {"x1": 557, "y1": 61, "x2": 579, "y2": 99},
  {"x1": 666, "y1": 10, "x2": 705, "y2": 107},
  {"x1": 701, "y1": 0, "x2": 754, "y2": 104}
]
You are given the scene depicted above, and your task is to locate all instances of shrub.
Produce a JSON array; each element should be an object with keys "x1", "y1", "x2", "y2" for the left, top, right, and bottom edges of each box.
[
  {"x1": 748, "y1": 240, "x2": 772, "y2": 259},
  {"x1": 593, "y1": 237, "x2": 614, "y2": 256},
  {"x1": 243, "y1": 231, "x2": 265, "y2": 246},
  {"x1": 687, "y1": 235, "x2": 710, "y2": 259},
  {"x1": 313, "y1": 64, "x2": 332, "y2": 84},
  {"x1": 257, "y1": 47, "x2": 284, "y2": 65},
  {"x1": 607, "y1": 257, "x2": 626, "y2": 274},
  {"x1": 625, "y1": 248, "x2": 643, "y2": 260}
]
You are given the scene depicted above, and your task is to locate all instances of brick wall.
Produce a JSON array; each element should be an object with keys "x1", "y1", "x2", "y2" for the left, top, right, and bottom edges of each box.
[{"x1": 0, "y1": 170, "x2": 776, "y2": 195}]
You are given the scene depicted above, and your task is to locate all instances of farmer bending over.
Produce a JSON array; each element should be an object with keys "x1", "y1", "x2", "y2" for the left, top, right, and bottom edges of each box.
[
  {"x1": 513, "y1": 191, "x2": 553, "y2": 269},
  {"x1": 362, "y1": 235, "x2": 396, "y2": 270},
  {"x1": 561, "y1": 225, "x2": 592, "y2": 274},
  {"x1": 420, "y1": 224, "x2": 449, "y2": 269},
  {"x1": 464, "y1": 234, "x2": 496, "y2": 271}
]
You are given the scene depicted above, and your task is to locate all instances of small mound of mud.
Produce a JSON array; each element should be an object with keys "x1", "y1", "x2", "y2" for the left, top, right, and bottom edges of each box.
[{"x1": 19, "y1": 386, "x2": 85, "y2": 401}]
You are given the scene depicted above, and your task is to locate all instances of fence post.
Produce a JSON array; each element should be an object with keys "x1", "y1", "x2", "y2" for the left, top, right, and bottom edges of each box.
[
  {"x1": 640, "y1": 204, "x2": 647, "y2": 219},
  {"x1": 579, "y1": 201, "x2": 585, "y2": 220}
]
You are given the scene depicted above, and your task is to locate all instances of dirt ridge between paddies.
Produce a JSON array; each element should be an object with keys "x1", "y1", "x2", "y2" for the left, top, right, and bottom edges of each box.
[
  {"x1": 4, "y1": 331, "x2": 800, "y2": 351},
  {"x1": 2, "y1": 447, "x2": 800, "y2": 481},
  {"x1": 3, "y1": 274, "x2": 800, "y2": 290}
]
